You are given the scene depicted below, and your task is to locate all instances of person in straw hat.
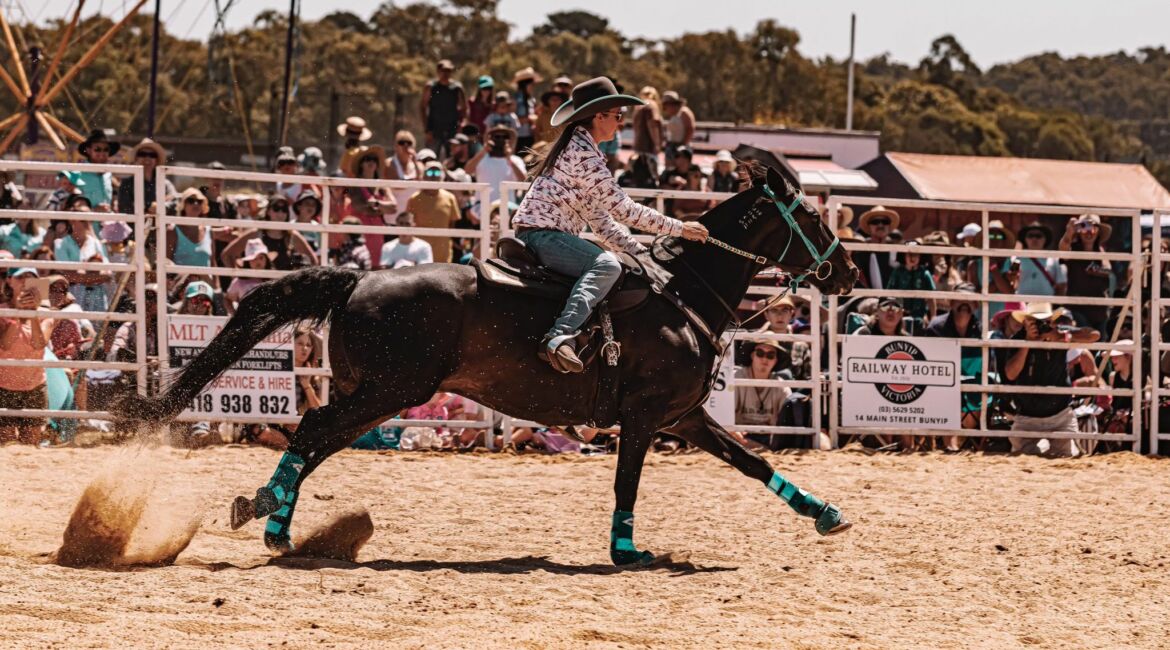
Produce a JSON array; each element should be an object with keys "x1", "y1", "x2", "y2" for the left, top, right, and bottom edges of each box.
[
  {"x1": 117, "y1": 137, "x2": 175, "y2": 217},
  {"x1": 998, "y1": 302, "x2": 1099, "y2": 457},
  {"x1": 337, "y1": 115, "x2": 374, "y2": 178},
  {"x1": 853, "y1": 206, "x2": 900, "y2": 288},
  {"x1": 512, "y1": 66, "x2": 542, "y2": 152},
  {"x1": 513, "y1": 77, "x2": 709, "y2": 373},
  {"x1": 1058, "y1": 213, "x2": 1113, "y2": 334},
  {"x1": 344, "y1": 145, "x2": 397, "y2": 267}
]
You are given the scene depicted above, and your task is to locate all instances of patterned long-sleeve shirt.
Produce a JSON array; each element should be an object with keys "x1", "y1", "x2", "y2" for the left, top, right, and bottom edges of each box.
[{"x1": 513, "y1": 126, "x2": 684, "y2": 255}]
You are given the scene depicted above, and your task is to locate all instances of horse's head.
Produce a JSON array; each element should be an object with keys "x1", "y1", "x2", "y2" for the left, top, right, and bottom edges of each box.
[{"x1": 741, "y1": 164, "x2": 858, "y2": 295}]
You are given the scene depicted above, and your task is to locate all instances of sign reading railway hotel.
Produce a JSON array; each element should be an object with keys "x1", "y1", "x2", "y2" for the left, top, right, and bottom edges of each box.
[{"x1": 842, "y1": 336, "x2": 961, "y2": 430}]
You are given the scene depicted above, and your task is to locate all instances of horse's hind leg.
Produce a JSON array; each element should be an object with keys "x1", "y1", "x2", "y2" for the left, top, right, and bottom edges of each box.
[
  {"x1": 664, "y1": 408, "x2": 851, "y2": 536},
  {"x1": 231, "y1": 383, "x2": 423, "y2": 552}
]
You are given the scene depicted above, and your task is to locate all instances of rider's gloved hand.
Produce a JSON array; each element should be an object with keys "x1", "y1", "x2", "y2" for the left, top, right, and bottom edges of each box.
[{"x1": 680, "y1": 222, "x2": 708, "y2": 242}]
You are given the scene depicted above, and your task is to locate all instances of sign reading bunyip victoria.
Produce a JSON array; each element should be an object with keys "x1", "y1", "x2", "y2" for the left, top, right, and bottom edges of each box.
[
  {"x1": 842, "y1": 336, "x2": 960, "y2": 430},
  {"x1": 169, "y1": 315, "x2": 297, "y2": 419}
]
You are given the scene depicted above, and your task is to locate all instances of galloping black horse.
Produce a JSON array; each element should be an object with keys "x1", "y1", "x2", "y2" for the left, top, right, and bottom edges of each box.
[{"x1": 122, "y1": 164, "x2": 858, "y2": 566}]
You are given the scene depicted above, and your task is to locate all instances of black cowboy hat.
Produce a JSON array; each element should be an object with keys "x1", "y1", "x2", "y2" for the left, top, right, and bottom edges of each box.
[
  {"x1": 78, "y1": 129, "x2": 120, "y2": 157},
  {"x1": 1018, "y1": 221, "x2": 1053, "y2": 247},
  {"x1": 540, "y1": 89, "x2": 569, "y2": 106},
  {"x1": 550, "y1": 77, "x2": 644, "y2": 127}
]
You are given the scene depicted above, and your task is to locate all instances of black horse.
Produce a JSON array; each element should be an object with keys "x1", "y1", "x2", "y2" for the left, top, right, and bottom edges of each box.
[{"x1": 122, "y1": 164, "x2": 858, "y2": 566}]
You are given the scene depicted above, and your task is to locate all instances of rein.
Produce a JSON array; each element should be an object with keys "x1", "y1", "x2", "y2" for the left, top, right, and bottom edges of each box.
[{"x1": 659, "y1": 183, "x2": 842, "y2": 331}]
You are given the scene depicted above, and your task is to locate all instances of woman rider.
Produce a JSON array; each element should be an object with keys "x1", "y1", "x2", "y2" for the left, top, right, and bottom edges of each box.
[{"x1": 512, "y1": 77, "x2": 708, "y2": 373}]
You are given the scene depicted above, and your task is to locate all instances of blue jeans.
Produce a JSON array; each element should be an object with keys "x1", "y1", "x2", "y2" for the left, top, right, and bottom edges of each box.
[{"x1": 517, "y1": 229, "x2": 621, "y2": 337}]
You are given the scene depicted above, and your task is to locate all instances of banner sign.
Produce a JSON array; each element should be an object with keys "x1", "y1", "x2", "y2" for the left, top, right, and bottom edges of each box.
[
  {"x1": 169, "y1": 316, "x2": 296, "y2": 419},
  {"x1": 842, "y1": 336, "x2": 961, "y2": 430},
  {"x1": 705, "y1": 335, "x2": 736, "y2": 425}
]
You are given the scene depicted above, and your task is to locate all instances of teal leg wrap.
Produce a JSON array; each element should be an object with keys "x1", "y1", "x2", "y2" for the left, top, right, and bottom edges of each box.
[
  {"x1": 767, "y1": 471, "x2": 848, "y2": 536},
  {"x1": 261, "y1": 452, "x2": 304, "y2": 552},
  {"x1": 609, "y1": 510, "x2": 654, "y2": 566}
]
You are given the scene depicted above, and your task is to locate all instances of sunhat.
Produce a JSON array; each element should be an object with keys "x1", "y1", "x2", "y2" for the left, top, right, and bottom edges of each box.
[
  {"x1": 131, "y1": 137, "x2": 167, "y2": 162},
  {"x1": 550, "y1": 77, "x2": 645, "y2": 128},
  {"x1": 347, "y1": 145, "x2": 387, "y2": 178},
  {"x1": 236, "y1": 239, "x2": 277, "y2": 267},
  {"x1": 858, "y1": 206, "x2": 900, "y2": 232},
  {"x1": 1109, "y1": 340, "x2": 1134, "y2": 358},
  {"x1": 512, "y1": 66, "x2": 542, "y2": 84},
  {"x1": 336, "y1": 116, "x2": 373, "y2": 141},
  {"x1": 178, "y1": 187, "x2": 210, "y2": 215},
  {"x1": 1011, "y1": 302, "x2": 1069, "y2": 323},
  {"x1": 1075, "y1": 214, "x2": 1112, "y2": 242}
]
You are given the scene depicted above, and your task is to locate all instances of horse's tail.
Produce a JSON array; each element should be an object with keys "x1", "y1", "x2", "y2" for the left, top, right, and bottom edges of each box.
[{"x1": 117, "y1": 266, "x2": 362, "y2": 430}]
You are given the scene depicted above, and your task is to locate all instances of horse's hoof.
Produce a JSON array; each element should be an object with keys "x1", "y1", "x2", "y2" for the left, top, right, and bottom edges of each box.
[
  {"x1": 814, "y1": 503, "x2": 852, "y2": 536},
  {"x1": 264, "y1": 531, "x2": 295, "y2": 554},
  {"x1": 252, "y1": 486, "x2": 281, "y2": 519},
  {"x1": 610, "y1": 548, "x2": 655, "y2": 567},
  {"x1": 230, "y1": 495, "x2": 255, "y2": 530}
]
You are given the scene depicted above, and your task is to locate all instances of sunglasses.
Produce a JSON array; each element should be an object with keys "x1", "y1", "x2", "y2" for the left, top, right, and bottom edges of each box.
[
  {"x1": 753, "y1": 349, "x2": 777, "y2": 360},
  {"x1": 869, "y1": 218, "x2": 890, "y2": 227},
  {"x1": 989, "y1": 233, "x2": 1005, "y2": 240},
  {"x1": 91, "y1": 146, "x2": 110, "y2": 153},
  {"x1": 424, "y1": 170, "x2": 444, "y2": 178},
  {"x1": 269, "y1": 205, "x2": 289, "y2": 213},
  {"x1": 878, "y1": 303, "x2": 902, "y2": 312},
  {"x1": 136, "y1": 151, "x2": 158, "y2": 159},
  {"x1": 397, "y1": 140, "x2": 414, "y2": 146},
  {"x1": 189, "y1": 296, "x2": 211, "y2": 304},
  {"x1": 184, "y1": 197, "x2": 206, "y2": 205}
]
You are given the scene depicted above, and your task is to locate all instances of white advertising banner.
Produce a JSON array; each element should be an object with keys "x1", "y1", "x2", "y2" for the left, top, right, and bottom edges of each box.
[
  {"x1": 842, "y1": 335, "x2": 961, "y2": 430},
  {"x1": 706, "y1": 335, "x2": 736, "y2": 425},
  {"x1": 169, "y1": 316, "x2": 297, "y2": 419}
]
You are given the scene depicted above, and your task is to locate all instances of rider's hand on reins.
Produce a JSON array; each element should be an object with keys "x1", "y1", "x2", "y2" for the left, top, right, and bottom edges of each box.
[{"x1": 680, "y1": 222, "x2": 709, "y2": 242}]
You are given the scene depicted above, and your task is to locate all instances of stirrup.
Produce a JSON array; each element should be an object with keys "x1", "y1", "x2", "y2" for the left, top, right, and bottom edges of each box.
[{"x1": 539, "y1": 333, "x2": 584, "y2": 374}]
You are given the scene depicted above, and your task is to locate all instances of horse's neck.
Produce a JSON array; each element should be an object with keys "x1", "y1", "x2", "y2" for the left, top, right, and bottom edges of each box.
[{"x1": 666, "y1": 233, "x2": 770, "y2": 337}]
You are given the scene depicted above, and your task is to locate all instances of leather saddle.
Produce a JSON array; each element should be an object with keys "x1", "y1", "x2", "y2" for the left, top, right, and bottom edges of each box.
[{"x1": 474, "y1": 236, "x2": 651, "y2": 315}]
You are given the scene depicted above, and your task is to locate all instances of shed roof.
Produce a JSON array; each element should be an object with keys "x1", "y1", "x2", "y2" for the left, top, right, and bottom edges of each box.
[{"x1": 883, "y1": 152, "x2": 1170, "y2": 210}]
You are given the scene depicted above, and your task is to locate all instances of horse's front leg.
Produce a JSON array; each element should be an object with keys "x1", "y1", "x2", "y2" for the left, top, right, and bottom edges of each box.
[
  {"x1": 664, "y1": 407, "x2": 851, "y2": 536},
  {"x1": 609, "y1": 414, "x2": 658, "y2": 566}
]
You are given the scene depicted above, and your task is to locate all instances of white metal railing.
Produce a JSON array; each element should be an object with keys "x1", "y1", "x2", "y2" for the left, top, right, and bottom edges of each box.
[
  {"x1": 827, "y1": 195, "x2": 1144, "y2": 450},
  {"x1": 154, "y1": 165, "x2": 499, "y2": 443},
  {"x1": 1151, "y1": 211, "x2": 1169, "y2": 451},
  {"x1": 496, "y1": 181, "x2": 821, "y2": 444},
  {"x1": 0, "y1": 160, "x2": 148, "y2": 427}
]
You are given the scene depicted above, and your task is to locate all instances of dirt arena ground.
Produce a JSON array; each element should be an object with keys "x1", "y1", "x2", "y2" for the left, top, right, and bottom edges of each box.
[{"x1": 2, "y1": 444, "x2": 1169, "y2": 649}]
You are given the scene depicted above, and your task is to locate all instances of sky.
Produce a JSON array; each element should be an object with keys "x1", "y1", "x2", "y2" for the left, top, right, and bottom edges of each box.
[{"x1": 21, "y1": 0, "x2": 1170, "y2": 69}]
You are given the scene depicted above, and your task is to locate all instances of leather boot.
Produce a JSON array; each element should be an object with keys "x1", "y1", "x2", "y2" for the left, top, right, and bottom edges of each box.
[{"x1": 539, "y1": 333, "x2": 585, "y2": 374}]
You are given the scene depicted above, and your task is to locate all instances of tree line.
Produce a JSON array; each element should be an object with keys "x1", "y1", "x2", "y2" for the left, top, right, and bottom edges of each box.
[{"x1": 6, "y1": 0, "x2": 1168, "y2": 186}]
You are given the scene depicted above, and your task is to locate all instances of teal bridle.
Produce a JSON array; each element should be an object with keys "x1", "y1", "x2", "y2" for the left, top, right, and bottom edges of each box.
[{"x1": 704, "y1": 182, "x2": 842, "y2": 293}]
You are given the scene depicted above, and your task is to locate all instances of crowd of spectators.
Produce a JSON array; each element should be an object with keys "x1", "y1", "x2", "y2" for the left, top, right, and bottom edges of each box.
[
  {"x1": 728, "y1": 203, "x2": 1152, "y2": 457},
  {"x1": 0, "y1": 57, "x2": 1155, "y2": 457}
]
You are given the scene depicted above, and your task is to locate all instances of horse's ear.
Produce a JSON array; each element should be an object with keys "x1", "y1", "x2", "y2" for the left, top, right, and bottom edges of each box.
[{"x1": 765, "y1": 165, "x2": 792, "y2": 198}]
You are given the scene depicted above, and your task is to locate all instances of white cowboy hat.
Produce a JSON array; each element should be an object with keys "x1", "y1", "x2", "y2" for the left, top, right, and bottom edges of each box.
[{"x1": 236, "y1": 239, "x2": 277, "y2": 267}]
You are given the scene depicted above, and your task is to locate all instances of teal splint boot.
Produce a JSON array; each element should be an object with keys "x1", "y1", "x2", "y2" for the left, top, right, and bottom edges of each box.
[
  {"x1": 767, "y1": 471, "x2": 851, "y2": 536},
  {"x1": 610, "y1": 510, "x2": 655, "y2": 566}
]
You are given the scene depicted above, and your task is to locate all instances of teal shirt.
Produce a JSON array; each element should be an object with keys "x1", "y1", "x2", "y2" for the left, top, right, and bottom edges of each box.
[
  {"x1": 0, "y1": 223, "x2": 45, "y2": 257},
  {"x1": 886, "y1": 265, "x2": 935, "y2": 320}
]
